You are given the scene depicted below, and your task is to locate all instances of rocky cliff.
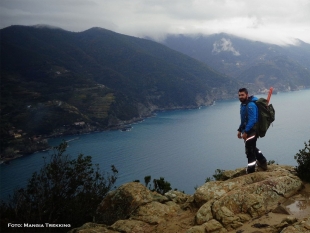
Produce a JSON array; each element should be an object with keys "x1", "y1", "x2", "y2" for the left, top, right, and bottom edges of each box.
[{"x1": 70, "y1": 165, "x2": 310, "y2": 233}]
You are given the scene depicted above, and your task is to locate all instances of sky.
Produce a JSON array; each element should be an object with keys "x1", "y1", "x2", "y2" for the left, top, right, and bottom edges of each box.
[{"x1": 1, "y1": 0, "x2": 310, "y2": 45}]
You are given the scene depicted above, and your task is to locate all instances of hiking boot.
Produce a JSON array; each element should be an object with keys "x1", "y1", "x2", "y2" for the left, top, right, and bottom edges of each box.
[
  {"x1": 246, "y1": 165, "x2": 256, "y2": 174},
  {"x1": 257, "y1": 160, "x2": 268, "y2": 171}
]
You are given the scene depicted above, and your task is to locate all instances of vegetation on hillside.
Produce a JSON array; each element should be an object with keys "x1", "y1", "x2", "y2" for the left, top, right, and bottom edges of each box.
[
  {"x1": 134, "y1": 175, "x2": 172, "y2": 194},
  {"x1": 145, "y1": 176, "x2": 172, "y2": 194},
  {"x1": 0, "y1": 142, "x2": 118, "y2": 232},
  {"x1": 205, "y1": 169, "x2": 226, "y2": 182},
  {"x1": 294, "y1": 140, "x2": 310, "y2": 182},
  {"x1": 0, "y1": 26, "x2": 239, "y2": 155},
  {"x1": 238, "y1": 57, "x2": 310, "y2": 90}
]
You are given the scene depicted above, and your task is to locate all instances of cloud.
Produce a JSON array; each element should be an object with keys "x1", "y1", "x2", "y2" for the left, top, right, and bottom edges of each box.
[
  {"x1": 212, "y1": 38, "x2": 240, "y2": 56},
  {"x1": 0, "y1": 0, "x2": 310, "y2": 45}
]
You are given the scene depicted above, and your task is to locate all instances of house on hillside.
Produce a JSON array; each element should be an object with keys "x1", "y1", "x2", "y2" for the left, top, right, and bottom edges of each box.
[{"x1": 73, "y1": 122, "x2": 85, "y2": 126}]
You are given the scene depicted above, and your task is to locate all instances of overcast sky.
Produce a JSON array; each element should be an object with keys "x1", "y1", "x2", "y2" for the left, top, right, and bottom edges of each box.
[{"x1": 1, "y1": 0, "x2": 309, "y2": 45}]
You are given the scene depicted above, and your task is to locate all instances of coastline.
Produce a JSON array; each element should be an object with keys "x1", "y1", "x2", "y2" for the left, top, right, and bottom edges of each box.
[
  {"x1": 0, "y1": 103, "x2": 211, "y2": 164},
  {"x1": 1, "y1": 88, "x2": 309, "y2": 164}
]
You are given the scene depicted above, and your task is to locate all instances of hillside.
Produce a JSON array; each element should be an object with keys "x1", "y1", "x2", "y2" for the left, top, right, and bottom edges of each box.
[
  {"x1": 162, "y1": 33, "x2": 310, "y2": 91},
  {"x1": 0, "y1": 26, "x2": 239, "y2": 156}
]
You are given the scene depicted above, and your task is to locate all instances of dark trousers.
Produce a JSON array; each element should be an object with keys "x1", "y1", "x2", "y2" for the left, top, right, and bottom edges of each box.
[{"x1": 245, "y1": 135, "x2": 266, "y2": 173}]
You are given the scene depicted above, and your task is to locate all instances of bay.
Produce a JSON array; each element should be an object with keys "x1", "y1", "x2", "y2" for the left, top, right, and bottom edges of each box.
[{"x1": 1, "y1": 89, "x2": 310, "y2": 199}]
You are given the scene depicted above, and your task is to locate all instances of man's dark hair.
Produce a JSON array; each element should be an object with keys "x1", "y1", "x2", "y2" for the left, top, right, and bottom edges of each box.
[{"x1": 238, "y1": 88, "x2": 248, "y2": 94}]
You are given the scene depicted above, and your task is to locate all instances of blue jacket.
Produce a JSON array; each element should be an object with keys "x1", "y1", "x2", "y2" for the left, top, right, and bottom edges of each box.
[{"x1": 238, "y1": 96, "x2": 258, "y2": 134}]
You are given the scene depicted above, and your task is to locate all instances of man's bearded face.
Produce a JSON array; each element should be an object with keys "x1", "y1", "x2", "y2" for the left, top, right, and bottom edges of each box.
[{"x1": 238, "y1": 92, "x2": 248, "y2": 103}]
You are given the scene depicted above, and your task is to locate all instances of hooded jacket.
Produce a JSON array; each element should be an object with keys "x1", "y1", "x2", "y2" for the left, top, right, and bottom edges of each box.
[{"x1": 238, "y1": 96, "x2": 258, "y2": 134}]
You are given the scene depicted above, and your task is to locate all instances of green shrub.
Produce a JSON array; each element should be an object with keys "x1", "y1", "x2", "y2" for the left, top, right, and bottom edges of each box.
[
  {"x1": 144, "y1": 175, "x2": 151, "y2": 188},
  {"x1": 0, "y1": 142, "x2": 118, "y2": 232},
  {"x1": 212, "y1": 169, "x2": 225, "y2": 181},
  {"x1": 267, "y1": 160, "x2": 276, "y2": 165},
  {"x1": 138, "y1": 176, "x2": 172, "y2": 194},
  {"x1": 205, "y1": 169, "x2": 226, "y2": 183},
  {"x1": 153, "y1": 177, "x2": 172, "y2": 194},
  {"x1": 294, "y1": 140, "x2": 310, "y2": 182},
  {"x1": 205, "y1": 177, "x2": 213, "y2": 183}
]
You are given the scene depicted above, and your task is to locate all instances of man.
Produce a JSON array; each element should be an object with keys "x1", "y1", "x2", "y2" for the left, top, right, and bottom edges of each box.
[{"x1": 237, "y1": 88, "x2": 268, "y2": 173}]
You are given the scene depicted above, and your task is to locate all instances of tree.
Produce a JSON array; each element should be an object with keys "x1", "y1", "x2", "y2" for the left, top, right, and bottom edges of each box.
[
  {"x1": 0, "y1": 141, "x2": 118, "y2": 232},
  {"x1": 144, "y1": 175, "x2": 151, "y2": 188},
  {"x1": 138, "y1": 176, "x2": 172, "y2": 194},
  {"x1": 212, "y1": 169, "x2": 225, "y2": 181},
  {"x1": 294, "y1": 140, "x2": 310, "y2": 182},
  {"x1": 153, "y1": 177, "x2": 172, "y2": 195}
]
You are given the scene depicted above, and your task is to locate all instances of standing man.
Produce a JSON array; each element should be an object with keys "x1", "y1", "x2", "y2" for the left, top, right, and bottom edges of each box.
[{"x1": 237, "y1": 88, "x2": 268, "y2": 173}]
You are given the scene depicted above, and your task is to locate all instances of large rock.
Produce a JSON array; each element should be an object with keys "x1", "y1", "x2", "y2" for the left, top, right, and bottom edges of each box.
[
  {"x1": 212, "y1": 171, "x2": 302, "y2": 216},
  {"x1": 110, "y1": 219, "x2": 152, "y2": 232},
  {"x1": 185, "y1": 225, "x2": 206, "y2": 233},
  {"x1": 71, "y1": 165, "x2": 305, "y2": 233},
  {"x1": 165, "y1": 190, "x2": 191, "y2": 204},
  {"x1": 68, "y1": 222, "x2": 118, "y2": 233},
  {"x1": 195, "y1": 200, "x2": 213, "y2": 225},
  {"x1": 221, "y1": 167, "x2": 246, "y2": 180},
  {"x1": 131, "y1": 201, "x2": 180, "y2": 224},
  {"x1": 186, "y1": 220, "x2": 227, "y2": 233},
  {"x1": 281, "y1": 218, "x2": 310, "y2": 232},
  {"x1": 213, "y1": 206, "x2": 242, "y2": 230},
  {"x1": 204, "y1": 219, "x2": 227, "y2": 233},
  {"x1": 272, "y1": 216, "x2": 310, "y2": 232},
  {"x1": 95, "y1": 182, "x2": 166, "y2": 225},
  {"x1": 194, "y1": 165, "x2": 303, "y2": 229},
  {"x1": 194, "y1": 172, "x2": 275, "y2": 206}
]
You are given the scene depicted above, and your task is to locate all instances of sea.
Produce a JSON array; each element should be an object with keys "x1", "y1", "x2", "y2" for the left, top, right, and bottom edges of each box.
[{"x1": 1, "y1": 89, "x2": 310, "y2": 199}]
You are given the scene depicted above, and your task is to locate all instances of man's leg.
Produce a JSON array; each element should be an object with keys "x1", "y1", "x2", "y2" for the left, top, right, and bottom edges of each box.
[
  {"x1": 245, "y1": 135, "x2": 257, "y2": 173},
  {"x1": 256, "y1": 148, "x2": 268, "y2": 170}
]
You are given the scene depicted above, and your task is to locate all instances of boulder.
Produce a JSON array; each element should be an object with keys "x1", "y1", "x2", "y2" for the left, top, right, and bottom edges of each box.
[
  {"x1": 186, "y1": 219, "x2": 227, "y2": 233},
  {"x1": 72, "y1": 165, "x2": 306, "y2": 233},
  {"x1": 204, "y1": 219, "x2": 227, "y2": 233},
  {"x1": 212, "y1": 172, "x2": 302, "y2": 217},
  {"x1": 195, "y1": 200, "x2": 214, "y2": 225},
  {"x1": 110, "y1": 219, "x2": 152, "y2": 232},
  {"x1": 213, "y1": 206, "x2": 242, "y2": 230},
  {"x1": 194, "y1": 165, "x2": 303, "y2": 230},
  {"x1": 194, "y1": 172, "x2": 275, "y2": 206},
  {"x1": 236, "y1": 213, "x2": 251, "y2": 223},
  {"x1": 272, "y1": 216, "x2": 310, "y2": 232},
  {"x1": 95, "y1": 182, "x2": 156, "y2": 225},
  {"x1": 68, "y1": 222, "x2": 117, "y2": 233},
  {"x1": 272, "y1": 174, "x2": 303, "y2": 198},
  {"x1": 165, "y1": 190, "x2": 191, "y2": 203},
  {"x1": 131, "y1": 201, "x2": 180, "y2": 224},
  {"x1": 221, "y1": 167, "x2": 246, "y2": 180},
  {"x1": 272, "y1": 204, "x2": 292, "y2": 215},
  {"x1": 185, "y1": 225, "x2": 206, "y2": 233}
]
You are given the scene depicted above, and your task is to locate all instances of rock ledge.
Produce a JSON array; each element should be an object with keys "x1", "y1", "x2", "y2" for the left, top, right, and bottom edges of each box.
[{"x1": 70, "y1": 165, "x2": 308, "y2": 233}]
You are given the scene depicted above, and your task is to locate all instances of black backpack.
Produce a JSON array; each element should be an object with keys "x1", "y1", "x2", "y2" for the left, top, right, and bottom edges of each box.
[{"x1": 253, "y1": 98, "x2": 275, "y2": 137}]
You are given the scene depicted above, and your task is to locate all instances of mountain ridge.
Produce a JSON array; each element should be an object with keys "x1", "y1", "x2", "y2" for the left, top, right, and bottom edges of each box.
[
  {"x1": 0, "y1": 25, "x2": 239, "y2": 156},
  {"x1": 161, "y1": 33, "x2": 310, "y2": 91}
]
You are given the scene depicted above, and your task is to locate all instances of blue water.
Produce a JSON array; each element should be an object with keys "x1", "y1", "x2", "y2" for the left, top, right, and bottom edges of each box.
[{"x1": 1, "y1": 89, "x2": 310, "y2": 199}]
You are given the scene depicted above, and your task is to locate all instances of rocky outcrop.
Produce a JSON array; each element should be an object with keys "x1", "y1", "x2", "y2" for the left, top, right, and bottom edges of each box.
[
  {"x1": 194, "y1": 165, "x2": 302, "y2": 231},
  {"x1": 95, "y1": 182, "x2": 169, "y2": 225},
  {"x1": 70, "y1": 165, "x2": 306, "y2": 233},
  {"x1": 278, "y1": 216, "x2": 310, "y2": 232}
]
